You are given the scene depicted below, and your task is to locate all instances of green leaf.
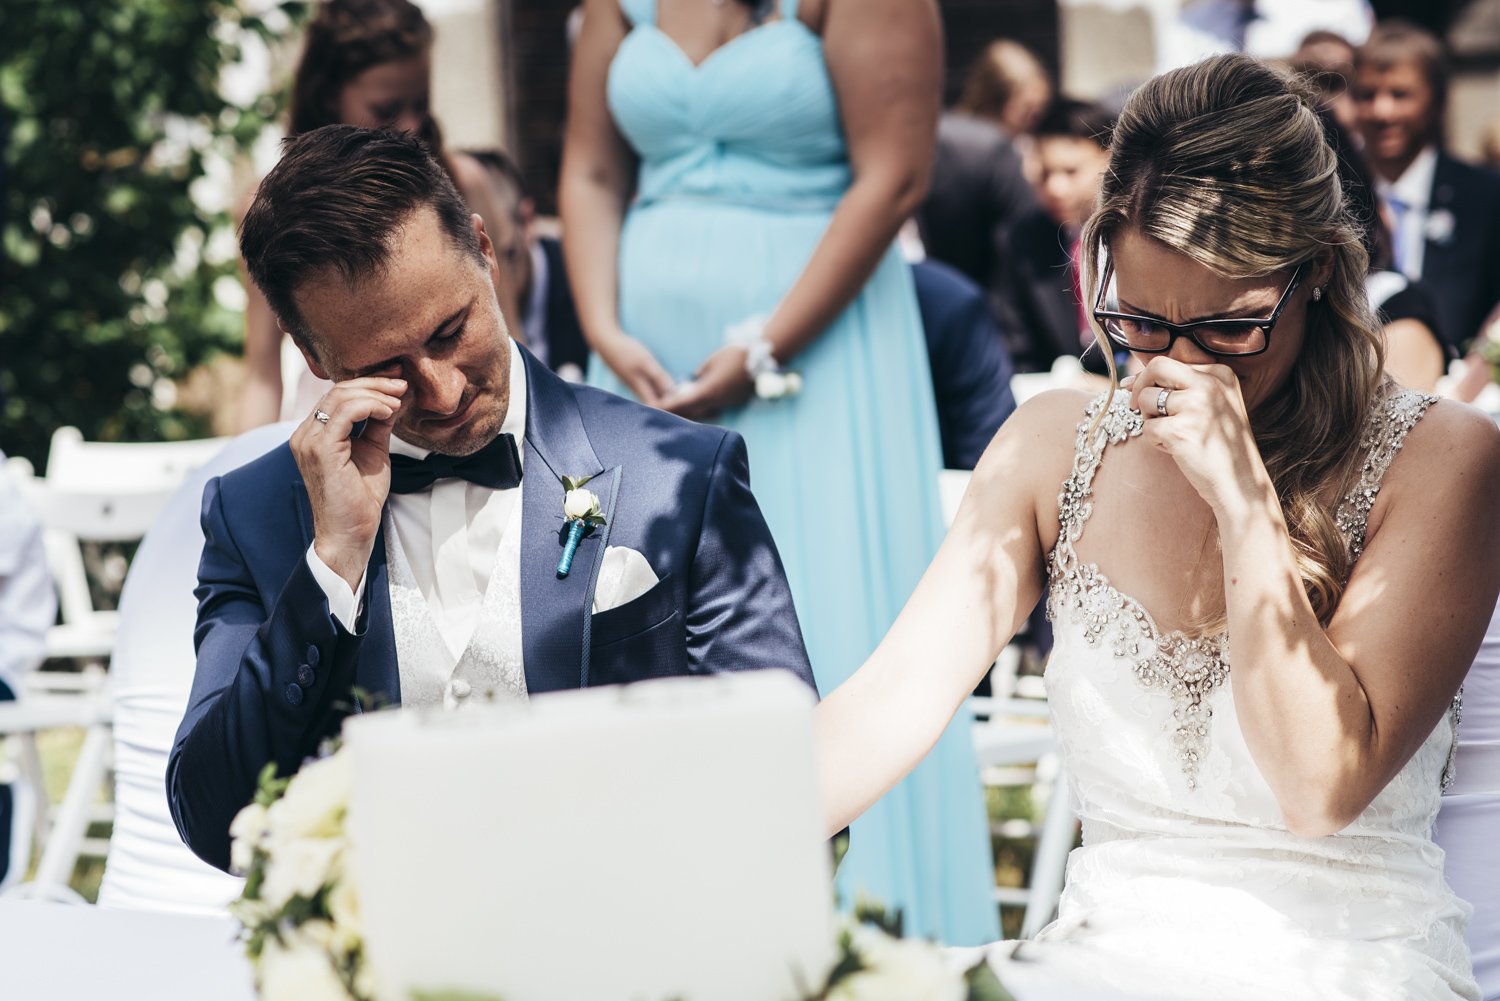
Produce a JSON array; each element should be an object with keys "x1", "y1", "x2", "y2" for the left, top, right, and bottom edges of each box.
[
  {"x1": 252, "y1": 760, "x2": 291, "y2": 807},
  {"x1": 410, "y1": 991, "x2": 507, "y2": 1001},
  {"x1": 964, "y1": 959, "x2": 1018, "y2": 1001}
]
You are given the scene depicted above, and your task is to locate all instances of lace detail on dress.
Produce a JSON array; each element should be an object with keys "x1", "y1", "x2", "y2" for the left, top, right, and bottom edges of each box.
[
  {"x1": 1047, "y1": 392, "x2": 1233, "y2": 789},
  {"x1": 1334, "y1": 388, "x2": 1438, "y2": 565}
]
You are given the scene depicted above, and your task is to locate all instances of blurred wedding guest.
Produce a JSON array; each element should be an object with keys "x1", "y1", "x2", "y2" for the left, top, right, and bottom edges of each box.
[
  {"x1": 0, "y1": 453, "x2": 55, "y2": 886},
  {"x1": 1436, "y1": 596, "x2": 1500, "y2": 1001},
  {"x1": 1157, "y1": 0, "x2": 1372, "y2": 73},
  {"x1": 1294, "y1": 29, "x2": 1358, "y2": 132},
  {"x1": 995, "y1": 99, "x2": 1114, "y2": 373},
  {"x1": 916, "y1": 42, "x2": 1041, "y2": 306},
  {"x1": 465, "y1": 150, "x2": 589, "y2": 383},
  {"x1": 236, "y1": 0, "x2": 520, "y2": 432},
  {"x1": 562, "y1": 0, "x2": 999, "y2": 944},
  {"x1": 1356, "y1": 21, "x2": 1500, "y2": 355},
  {"x1": 912, "y1": 258, "x2": 1016, "y2": 470},
  {"x1": 1319, "y1": 105, "x2": 1448, "y2": 390}
]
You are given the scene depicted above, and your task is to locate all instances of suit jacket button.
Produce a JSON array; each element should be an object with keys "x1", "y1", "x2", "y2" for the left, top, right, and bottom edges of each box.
[
  {"x1": 285, "y1": 683, "x2": 304, "y2": 707},
  {"x1": 306, "y1": 645, "x2": 320, "y2": 668},
  {"x1": 297, "y1": 664, "x2": 315, "y2": 687}
]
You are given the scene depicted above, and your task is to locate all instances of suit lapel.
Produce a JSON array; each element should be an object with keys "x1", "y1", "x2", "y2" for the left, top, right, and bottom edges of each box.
[{"x1": 518, "y1": 348, "x2": 609, "y2": 693}]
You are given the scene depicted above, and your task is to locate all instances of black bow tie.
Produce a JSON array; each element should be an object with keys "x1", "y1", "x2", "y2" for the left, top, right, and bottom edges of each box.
[{"x1": 388, "y1": 433, "x2": 523, "y2": 494}]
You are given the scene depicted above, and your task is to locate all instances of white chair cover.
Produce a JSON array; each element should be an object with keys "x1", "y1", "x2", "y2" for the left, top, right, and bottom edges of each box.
[{"x1": 97, "y1": 423, "x2": 296, "y2": 915}]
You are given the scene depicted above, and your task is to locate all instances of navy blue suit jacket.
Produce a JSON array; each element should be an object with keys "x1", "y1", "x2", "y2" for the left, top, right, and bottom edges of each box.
[
  {"x1": 169, "y1": 348, "x2": 814, "y2": 871},
  {"x1": 913, "y1": 259, "x2": 1017, "y2": 470}
]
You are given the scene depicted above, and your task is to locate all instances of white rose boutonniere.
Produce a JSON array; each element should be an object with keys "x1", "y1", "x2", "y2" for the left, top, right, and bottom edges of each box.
[{"x1": 557, "y1": 474, "x2": 607, "y2": 578}]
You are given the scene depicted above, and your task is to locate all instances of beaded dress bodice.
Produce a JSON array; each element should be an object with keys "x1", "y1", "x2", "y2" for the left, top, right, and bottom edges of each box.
[{"x1": 1032, "y1": 388, "x2": 1477, "y2": 1001}]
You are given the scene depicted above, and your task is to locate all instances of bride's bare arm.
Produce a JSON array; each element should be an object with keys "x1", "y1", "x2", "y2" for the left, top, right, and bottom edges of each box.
[
  {"x1": 1129, "y1": 359, "x2": 1500, "y2": 837},
  {"x1": 661, "y1": 0, "x2": 942, "y2": 419},
  {"x1": 815, "y1": 392, "x2": 1078, "y2": 834},
  {"x1": 558, "y1": 0, "x2": 676, "y2": 406}
]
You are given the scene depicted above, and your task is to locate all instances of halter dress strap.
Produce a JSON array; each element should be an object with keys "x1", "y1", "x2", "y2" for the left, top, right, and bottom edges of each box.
[
  {"x1": 780, "y1": 0, "x2": 800, "y2": 21},
  {"x1": 1333, "y1": 387, "x2": 1438, "y2": 567},
  {"x1": 1052, "y1": 390, "x2": 1143, "y2": 564},
  {"x1": 619, "y1": 0, "x2": 656, "y2": 28}
]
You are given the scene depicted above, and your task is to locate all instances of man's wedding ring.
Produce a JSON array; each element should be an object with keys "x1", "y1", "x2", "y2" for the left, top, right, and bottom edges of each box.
[
  {"x1": 314, "y1": 409, "x2": 331, "y2": 425},
  {"x1": 1156, "y1": 389, "x2": 1171, "y2": 417}
]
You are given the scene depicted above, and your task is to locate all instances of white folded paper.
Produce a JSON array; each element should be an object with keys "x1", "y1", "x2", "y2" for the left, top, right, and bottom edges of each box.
[{"x1": 345, "y1": 669, "x2": 832, "y2": 1001}]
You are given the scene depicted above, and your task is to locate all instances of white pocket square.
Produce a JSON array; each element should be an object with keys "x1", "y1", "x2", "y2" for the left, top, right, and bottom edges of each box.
[{"x1": 592, "y1": 546, "x2": 660, "y2": 614}]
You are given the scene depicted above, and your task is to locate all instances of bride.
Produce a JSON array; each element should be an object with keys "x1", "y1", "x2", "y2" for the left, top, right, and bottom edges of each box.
[{"x1": 817, "y1": 55, "x2": 1500, "y2": 1001}]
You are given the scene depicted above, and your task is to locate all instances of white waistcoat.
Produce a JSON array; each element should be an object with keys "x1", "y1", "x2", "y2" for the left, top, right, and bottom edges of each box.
[{"x1": 384, "y1": 502, "x2": 528, "y2": 710}]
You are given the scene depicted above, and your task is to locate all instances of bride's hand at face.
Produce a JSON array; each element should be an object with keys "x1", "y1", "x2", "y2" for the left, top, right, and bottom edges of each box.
[{"x1": 1122, "y1": 359, "x2": 1271, "y2": 515}]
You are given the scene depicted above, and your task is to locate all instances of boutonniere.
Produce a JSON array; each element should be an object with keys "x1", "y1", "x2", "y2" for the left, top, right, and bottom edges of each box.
[{"x1": 557, "y1": 475, "x2": 607, "y2": 578}]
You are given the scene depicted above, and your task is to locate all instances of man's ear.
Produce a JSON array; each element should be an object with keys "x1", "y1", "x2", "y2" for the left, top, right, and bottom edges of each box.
[
  {"x1": 519, "y1": 197, "x2": 537, "y2": 241},
  {"x1": 280, "y1": 316, "x2": 332, "y2": 382},
  {"x1": 471, "y1": 212, "x2": 504, "y2": 293}
]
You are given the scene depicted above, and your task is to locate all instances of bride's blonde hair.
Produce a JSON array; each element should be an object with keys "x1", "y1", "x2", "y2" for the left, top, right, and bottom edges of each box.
[{"x1": 1081, "y1": 54, "x2": 1386, "y2": 625}]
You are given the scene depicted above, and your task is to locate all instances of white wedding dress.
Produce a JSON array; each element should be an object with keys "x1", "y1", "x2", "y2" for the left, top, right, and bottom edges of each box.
[{"x1": 1027, "y1": 389, "x2": 1478, "y2": 1001}]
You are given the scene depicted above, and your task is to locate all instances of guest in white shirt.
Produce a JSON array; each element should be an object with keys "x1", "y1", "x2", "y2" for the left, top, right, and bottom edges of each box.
[
  {"x1": 0, "y1": 451, "x2": 55, "y2": 885},
  {"x1": 1356, "y1": 21, "x2": 1500, "y2": 355},
  {"x1": 0, "y1": 453, "x2": 52, "y2": 698}
]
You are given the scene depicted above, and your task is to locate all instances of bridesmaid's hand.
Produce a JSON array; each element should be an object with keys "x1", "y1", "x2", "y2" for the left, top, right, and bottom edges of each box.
[
  {"x1": 597, "y1": 331, "x2": 677, "y2": 407},
  {"x1": 661, "y1": 346, "x2": 754, "y2": 420}
]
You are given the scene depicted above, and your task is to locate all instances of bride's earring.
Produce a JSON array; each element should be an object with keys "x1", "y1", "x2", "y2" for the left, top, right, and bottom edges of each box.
[{"x1": 1312, "y1": 285, "x2": 1325, "y2": 302}]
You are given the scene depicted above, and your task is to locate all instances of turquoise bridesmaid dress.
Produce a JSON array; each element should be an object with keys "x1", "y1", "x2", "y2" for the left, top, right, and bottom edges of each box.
[{"x1": 595, "y1": 0, "x2": 1000, "y2": 945}]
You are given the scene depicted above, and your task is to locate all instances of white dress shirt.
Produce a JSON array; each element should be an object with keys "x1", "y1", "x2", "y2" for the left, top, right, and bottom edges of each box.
[
  {"x1": 521, "y1": 241, "x2": 550, "y2": 369},
  {"x1": 308, "y1": 338, "x2": 527, "y2": 659},
  {"x1": 0, "y1": 454, "x2": 55, "y2": 694},
  {"x1": 1374, "y1": 144, "x2": 1438, "y2": 280}
]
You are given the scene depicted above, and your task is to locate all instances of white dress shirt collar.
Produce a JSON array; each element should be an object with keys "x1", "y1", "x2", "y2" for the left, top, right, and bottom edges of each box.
[{"x1": 1377, "y1": 144, "x2": 1439, "y2": 212}]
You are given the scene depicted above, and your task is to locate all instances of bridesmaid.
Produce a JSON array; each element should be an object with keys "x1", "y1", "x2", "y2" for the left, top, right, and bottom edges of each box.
[{"x1": 560, "y1": 0, "x2": 999, "y2": 943}]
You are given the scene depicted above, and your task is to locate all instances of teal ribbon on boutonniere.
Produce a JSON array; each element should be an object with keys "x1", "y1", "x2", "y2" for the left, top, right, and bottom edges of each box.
[{"x1": 557, "y1": 475, "x2": 608, "y2": 578}]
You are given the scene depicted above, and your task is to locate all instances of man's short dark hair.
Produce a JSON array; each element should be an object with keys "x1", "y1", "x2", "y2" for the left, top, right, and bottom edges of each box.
[
  {"x1": 240, "y1": 125, "x2": 484, "y2": 337},
  {"x1": 1035, "y1": 99, "x2": 1114, "y2": 148},
  {"x1": 1356, "y1": 20, "x2": 1449, "y2": 118}
]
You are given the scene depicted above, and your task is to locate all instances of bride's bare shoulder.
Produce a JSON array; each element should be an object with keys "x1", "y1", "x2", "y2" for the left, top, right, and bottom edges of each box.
[
  {"x1": 968, "y1": 388, "x2": 1098, "y2": 492},
  {"x1": 1385, "y1": 396, "x2": 1500, "y2": 494}
]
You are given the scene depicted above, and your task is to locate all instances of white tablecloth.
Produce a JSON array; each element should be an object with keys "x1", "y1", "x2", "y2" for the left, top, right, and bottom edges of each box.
[{"x1": 0, "y1": 899, "x2": 253, "y2": 1000}]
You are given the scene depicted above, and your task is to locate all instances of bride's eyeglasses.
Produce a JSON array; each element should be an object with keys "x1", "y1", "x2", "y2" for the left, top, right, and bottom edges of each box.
[{"x1": 1092, "y1": 261, "x2": 1306, "y2": 358}]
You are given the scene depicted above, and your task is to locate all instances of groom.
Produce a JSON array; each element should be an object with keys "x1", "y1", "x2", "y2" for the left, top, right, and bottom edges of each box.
[{"x1": 168, "y1": 126, "x2": 814, "y2": 871}]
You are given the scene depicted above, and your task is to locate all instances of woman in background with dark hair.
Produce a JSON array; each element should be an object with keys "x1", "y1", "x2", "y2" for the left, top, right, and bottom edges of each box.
[
  {"x1": 561, "y1": 0, "x2": 999, "y2": 945},
  {"x1": 236, "y1": 0, "x2": 519, "y2": 431}
]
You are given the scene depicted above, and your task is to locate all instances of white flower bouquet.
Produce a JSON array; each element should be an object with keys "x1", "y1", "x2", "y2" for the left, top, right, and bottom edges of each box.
[{"x1": 230, "y1": 754, "x2": 1015, "y2": 1001}]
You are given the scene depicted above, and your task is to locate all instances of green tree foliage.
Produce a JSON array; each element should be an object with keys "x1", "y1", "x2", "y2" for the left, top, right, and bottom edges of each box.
[{"x1": 0, "y1": 0, "x2": 304, "y2": 467}]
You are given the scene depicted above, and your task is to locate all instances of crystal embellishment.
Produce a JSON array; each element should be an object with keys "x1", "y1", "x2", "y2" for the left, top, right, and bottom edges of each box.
[
  {"x1": 1045, "y1": 388, "x2": 1443, "y2": 791},
  {"x1": 1048, "y1": 392, "x2": 1230, "y2": 789}
]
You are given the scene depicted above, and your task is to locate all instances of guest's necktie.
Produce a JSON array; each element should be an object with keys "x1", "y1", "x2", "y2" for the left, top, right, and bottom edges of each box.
[
  {"x1": 1387, "y1": 196, "x2": 1410, "y2": 275},
  {"x1": 388, "y1": 433, "x2": 523, "y2": 494}
]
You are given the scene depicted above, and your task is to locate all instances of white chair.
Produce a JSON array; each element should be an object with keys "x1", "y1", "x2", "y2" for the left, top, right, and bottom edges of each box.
[
  {"x1": 941, "y1": 469, "x2": 1077, "y2": 939},
  {"x1": 0, "y1": 429, "x2": 227, "y2": 901},
  {"x1": 98, "y1": 422, "x2": 294, "y2": 914}
]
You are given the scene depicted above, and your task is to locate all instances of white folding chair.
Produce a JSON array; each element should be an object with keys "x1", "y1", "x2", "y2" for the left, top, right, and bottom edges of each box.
[
  {"x1": 0, "y1": 429, "x2": 224, "y2": 900},
  {"x1": 940, "y1": 469, "x2": 1077, "y2": 939}
]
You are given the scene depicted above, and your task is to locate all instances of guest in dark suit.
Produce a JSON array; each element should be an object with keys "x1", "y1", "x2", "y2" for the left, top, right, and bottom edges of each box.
[
  {"x1": 916, "y1": 40, "x2": 1045, "y2": 301},
  {"x1": 911, "y1": 259, "x2": 1016, "y2": 470},
  {"x1": 995, "y1": 99, "x2": 1115, "y2": 373},
  {"x1": 1356, "y1": 21, "x2": 1500, "y2": 353},
  {"x1": 168, "y1": 127, "x2": 813, "y2": 871},
  {"x1": 465, "y1": 150, "x2": 590, "y2": 382}
]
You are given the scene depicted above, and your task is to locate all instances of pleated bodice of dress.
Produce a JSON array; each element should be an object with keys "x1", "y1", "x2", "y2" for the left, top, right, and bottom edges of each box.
[
  {"x1": 608, "y1": 0, "x2": 848, "y2": 210},
  {"x1": 1032, "y1": 388, "x2": 1477, "y2": 1001}
]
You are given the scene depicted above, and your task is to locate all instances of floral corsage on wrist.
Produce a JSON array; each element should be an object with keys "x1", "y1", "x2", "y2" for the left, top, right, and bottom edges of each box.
[
  {"x1": 557, "y1": 475, "x2": 606, "y2": 578},
  {"x1": 726, "y1": 314, "x2": 803, "y2": 401}
]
